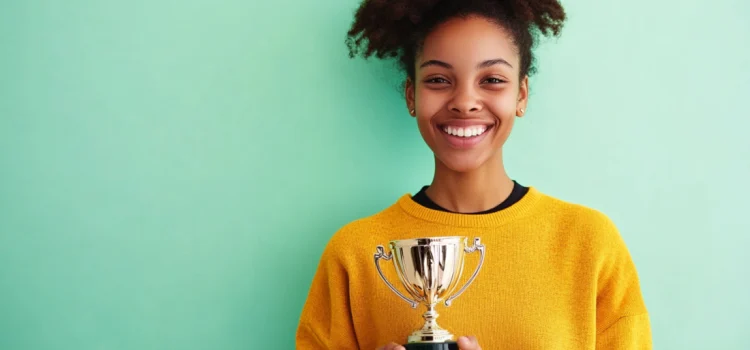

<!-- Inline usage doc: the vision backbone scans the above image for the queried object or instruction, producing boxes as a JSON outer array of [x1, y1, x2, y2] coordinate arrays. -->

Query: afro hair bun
[[346, 0, 567, 79]]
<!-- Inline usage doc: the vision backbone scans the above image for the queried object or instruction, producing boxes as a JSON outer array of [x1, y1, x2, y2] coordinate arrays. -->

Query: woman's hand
[[376, 336, 481, 350], [457, 336, 482, 350], [376, 342, 404, 350]]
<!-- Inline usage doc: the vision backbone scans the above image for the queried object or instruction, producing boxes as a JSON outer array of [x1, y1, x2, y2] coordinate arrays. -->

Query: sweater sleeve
[[596, 313, 652, 349], [295, 238, 359, 349], [594, 215, 653, 349]]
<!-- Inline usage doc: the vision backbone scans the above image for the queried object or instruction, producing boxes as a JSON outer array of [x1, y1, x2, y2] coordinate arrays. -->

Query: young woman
[[296, 0, 652, 349]]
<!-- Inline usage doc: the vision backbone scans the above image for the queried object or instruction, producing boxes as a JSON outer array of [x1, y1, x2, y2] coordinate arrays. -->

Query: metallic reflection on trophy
[[374, 236, 485, 348]]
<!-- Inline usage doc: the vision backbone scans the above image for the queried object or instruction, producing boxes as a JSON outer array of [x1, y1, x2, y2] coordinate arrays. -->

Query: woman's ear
[[517, 75, 529, 117], [405, 78, 416, 117]]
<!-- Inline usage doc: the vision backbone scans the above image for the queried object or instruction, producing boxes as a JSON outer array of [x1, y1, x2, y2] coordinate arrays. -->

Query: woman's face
[[406, 15, 528, 173]]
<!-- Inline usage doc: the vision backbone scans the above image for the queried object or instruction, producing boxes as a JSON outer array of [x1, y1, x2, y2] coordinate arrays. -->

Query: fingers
[[380, 338, 478, 350], [457, 335, 482, 350], [376, 342, 405, 350]]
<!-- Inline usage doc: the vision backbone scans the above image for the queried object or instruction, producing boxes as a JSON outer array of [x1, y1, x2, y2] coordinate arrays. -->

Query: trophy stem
[[422, 304, 441, 332], [407, 303, 453, 343]]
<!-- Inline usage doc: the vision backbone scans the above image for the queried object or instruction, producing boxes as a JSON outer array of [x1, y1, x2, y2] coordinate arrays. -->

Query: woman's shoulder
[[534, 188, 626, 245], [539, 190, 615, 222]]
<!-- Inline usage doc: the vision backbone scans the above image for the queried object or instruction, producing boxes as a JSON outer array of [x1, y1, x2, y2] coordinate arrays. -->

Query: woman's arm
[[296, 238, 359, 349], [594, 215, 653, 349]]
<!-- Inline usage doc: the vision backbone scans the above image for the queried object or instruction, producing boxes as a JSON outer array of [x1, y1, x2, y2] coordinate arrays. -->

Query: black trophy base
[[404, 341, 458, 350]]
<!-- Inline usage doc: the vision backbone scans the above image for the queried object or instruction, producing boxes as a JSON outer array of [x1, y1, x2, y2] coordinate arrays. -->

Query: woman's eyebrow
[[477, 58, 513, 69], [419, 58, 513, 70], [419, 59, 452, 69]]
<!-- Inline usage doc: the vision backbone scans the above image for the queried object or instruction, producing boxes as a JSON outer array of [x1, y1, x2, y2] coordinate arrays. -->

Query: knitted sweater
[[296, 187, 652, 349]]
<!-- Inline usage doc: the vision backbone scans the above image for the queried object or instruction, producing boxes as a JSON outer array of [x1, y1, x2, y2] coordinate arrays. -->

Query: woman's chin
[[436, 154, 488, 173]]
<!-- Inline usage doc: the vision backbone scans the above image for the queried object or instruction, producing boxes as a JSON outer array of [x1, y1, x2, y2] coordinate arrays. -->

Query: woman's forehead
[[419, 16, 519, 69]]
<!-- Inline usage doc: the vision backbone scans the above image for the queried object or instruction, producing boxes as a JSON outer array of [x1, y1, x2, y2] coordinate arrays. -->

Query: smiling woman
[[295, 0, 652, 349], [407, 17, 527, 174]]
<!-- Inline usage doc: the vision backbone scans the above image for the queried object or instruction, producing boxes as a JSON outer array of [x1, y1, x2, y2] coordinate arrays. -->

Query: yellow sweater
[[296, 187, 652, 349]]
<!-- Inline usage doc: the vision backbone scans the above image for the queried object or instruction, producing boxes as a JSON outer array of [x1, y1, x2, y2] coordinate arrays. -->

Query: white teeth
[[441, 125, 488, 138]]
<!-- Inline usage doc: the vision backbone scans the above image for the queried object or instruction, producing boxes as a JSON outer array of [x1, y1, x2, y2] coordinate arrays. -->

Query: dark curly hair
[[345, 0, 567, 81]]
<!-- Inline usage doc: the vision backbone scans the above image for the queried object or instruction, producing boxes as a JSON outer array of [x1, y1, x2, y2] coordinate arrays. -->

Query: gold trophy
[[374, 236, 485, 350]]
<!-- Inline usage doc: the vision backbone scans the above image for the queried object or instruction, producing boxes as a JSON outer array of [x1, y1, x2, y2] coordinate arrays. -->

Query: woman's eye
[[483, 77, 506, 84], [425, 77, 449, 84]]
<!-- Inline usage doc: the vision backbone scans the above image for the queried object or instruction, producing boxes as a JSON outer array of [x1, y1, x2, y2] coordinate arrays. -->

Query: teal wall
[[1, 0, 748, 349]]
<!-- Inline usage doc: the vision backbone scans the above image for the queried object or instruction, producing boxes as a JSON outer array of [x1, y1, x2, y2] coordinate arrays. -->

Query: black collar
[[411, 180, 529, 215]]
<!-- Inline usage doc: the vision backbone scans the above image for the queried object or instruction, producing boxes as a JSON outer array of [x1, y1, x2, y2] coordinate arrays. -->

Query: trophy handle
[[444, 237, 485, 307], [374, 245, 420, 308]]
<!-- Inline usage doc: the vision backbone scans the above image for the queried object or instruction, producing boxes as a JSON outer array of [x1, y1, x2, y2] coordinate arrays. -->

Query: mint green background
[[1, 0, 748, 349]]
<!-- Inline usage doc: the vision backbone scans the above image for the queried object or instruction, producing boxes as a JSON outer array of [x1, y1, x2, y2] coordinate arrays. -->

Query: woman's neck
[[424, 152, 514, 213]]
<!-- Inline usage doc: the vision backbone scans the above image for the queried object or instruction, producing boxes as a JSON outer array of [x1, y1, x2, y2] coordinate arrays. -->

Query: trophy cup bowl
[[374, 236, 485, 350]]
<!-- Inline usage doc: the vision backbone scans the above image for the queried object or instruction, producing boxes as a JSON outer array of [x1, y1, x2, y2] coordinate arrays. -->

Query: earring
[[519, 108, 525, 115], [410, 109, 415, 115]]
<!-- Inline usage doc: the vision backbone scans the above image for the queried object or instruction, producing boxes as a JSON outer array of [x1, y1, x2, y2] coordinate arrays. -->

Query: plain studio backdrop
[[1, 0, 748, 349]]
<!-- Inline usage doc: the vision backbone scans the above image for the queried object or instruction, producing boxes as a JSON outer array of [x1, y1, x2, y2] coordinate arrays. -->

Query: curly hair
[[345, 0, 566, 81]]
